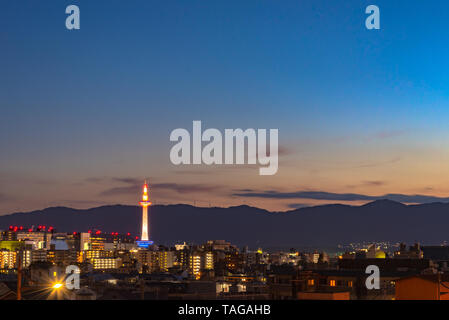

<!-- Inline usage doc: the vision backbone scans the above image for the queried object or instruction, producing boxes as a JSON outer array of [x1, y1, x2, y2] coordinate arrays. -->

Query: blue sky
[[2, 1, 449, 213]]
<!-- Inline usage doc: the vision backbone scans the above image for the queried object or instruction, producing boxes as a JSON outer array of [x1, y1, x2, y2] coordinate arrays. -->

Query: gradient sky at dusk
[[2, 0, 449, 213]]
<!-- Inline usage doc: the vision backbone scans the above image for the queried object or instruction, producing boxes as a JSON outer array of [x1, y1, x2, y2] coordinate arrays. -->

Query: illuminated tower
[[139, 181, 151, 241], [136, 181, 154, 248]]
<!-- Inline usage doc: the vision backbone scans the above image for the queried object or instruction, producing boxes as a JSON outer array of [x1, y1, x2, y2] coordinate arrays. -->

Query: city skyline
[[0, 178, 447, 301]]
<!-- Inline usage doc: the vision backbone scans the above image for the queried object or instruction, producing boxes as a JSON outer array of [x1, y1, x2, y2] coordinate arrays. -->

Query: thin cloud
[[86, 177, 148, 185], [372, 130, 406, 140], [95, 177, 150, 197], [286, 203, 310, 209], [85, 177, 108, 184], [233, 188, 256, 193], [354, 157, 401, 169], [363, 181, 386, 186], [154, 183, 222, 193], [99, 178, 223, 197], [111, 177, 143, 185], [232, 190, 449, 204], [99, 185, 139, 197]]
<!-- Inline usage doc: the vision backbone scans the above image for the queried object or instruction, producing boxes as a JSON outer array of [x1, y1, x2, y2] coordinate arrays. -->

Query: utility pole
[[17, 251, 22, 300]]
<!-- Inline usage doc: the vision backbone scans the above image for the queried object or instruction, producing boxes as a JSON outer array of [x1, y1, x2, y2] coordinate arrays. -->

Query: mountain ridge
[[1, 200, 449, 247]]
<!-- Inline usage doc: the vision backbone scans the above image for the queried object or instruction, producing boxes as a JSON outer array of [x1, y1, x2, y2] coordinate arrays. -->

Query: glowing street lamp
[[52, 283, 63, 289]]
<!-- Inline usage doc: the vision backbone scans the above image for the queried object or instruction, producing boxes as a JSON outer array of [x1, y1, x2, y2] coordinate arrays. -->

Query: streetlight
[[52, 283, 63, 289]]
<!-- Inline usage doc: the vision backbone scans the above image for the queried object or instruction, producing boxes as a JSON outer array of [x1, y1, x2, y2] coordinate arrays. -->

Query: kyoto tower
[[137, 181, 153, 248], [140, 181, 151, 240]]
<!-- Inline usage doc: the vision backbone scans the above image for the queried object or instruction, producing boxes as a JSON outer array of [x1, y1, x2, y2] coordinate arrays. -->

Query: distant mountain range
[[1, 200, 449, 248]]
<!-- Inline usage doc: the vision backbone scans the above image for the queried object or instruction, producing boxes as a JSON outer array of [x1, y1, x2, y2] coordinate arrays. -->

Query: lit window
[[348, 281, 353, 287], [308, 279, 314, 286], [330, 280, 336, 287]]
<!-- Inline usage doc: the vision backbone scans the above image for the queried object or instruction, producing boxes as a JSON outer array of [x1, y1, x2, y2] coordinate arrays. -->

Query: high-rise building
[[92, 257, 122, 270], [174, 248, 190, 269], [90, 233, 107, 250], [32, 249, 48, 263], [46, 250, 77, 266], [78, 232, 91, 251], [84, 250, 114, 261], [189, 252, 202, 278], [155, 251, 175, 272], [204, 252, 214, 270], [0, 250, 16, 269], [17, 231, 52, 250]]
